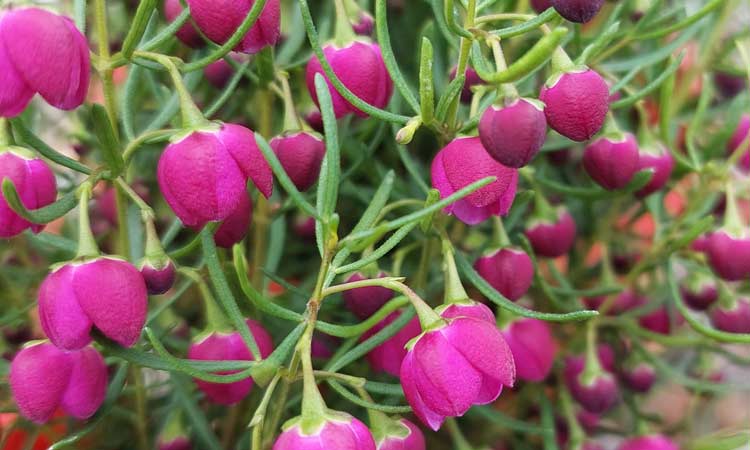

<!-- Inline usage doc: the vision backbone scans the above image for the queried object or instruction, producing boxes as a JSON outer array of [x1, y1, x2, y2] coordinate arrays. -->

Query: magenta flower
[[343, 272, 394, 319], [0, 150, 57, 238], [563, 355, 619, 414], [617, 435, 679, 450], [362, 311, 421, 377], [376, 418, 425, 450], [583, 133, 640, 190], [500, 318, 557, 382], [710, 299, 750, 334], [620, 362, 656, 393], [157, 123, 272, 228], [400, 309, 515, 430], [438, 300, 497, 324], [431, 137, 519, 225], [0, 8, 90, 117], [140, 260, 176, 295], [478, 98, 548, 168], [353, 12, 375, 36], [163, 0, 204, 48], [272, 412, 376, 450], [188, 319, 273, 405], [204, 53, 246, 89], [270, 132, 326, 192], [638, 306, 682, 335], [635, 144, 675, 198], [525, 209, 577, 258], [185, 0, 280, 54], [306, 42, 393, 118], [680, 277, 718, 311], [703, 230, 750, 281], [474, 247, 534, 301], [38, 258, 148, 350], [158, 437, 192, 450], [214, 192, 253, 248], [539, 69, 609, 142], [550, 0, 605, 23], [10, 342, 107, 423]]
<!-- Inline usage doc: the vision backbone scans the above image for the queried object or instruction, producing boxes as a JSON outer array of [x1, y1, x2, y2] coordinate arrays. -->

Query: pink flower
[[478, 98, 548, 168], [638, 306, 682, 335], [270, 132, 326, 192], [550, 0, 605, 23], [0, 8, 90, 117], [400, 309, 515, 430], [10, 342, 107, 423], [710, 299, 750, 334], [272, 413, 376, 450], [500, 318, 557, 382], [306, 42, 393, 118], [617, 435, 679, 450], [431, 137, 519, 225], [474, 247, 534, 301], [703, 230, 750, 281], [620, 362, 656, 393], [157, 123, 272, 228], [525, 209, 577, 258], [539, 69, 609, 142], [204, 53, 246, 89], [343, 272, 394, 319], [213, 192, 253, 248], [362, 311, 421, 377], [635, 144, 674, 198], [376, 418, 425, 450], [0, 150, 57, 238], [185, 0, 281, 54], [680, 278, 718, 311], [39, 258, 148, 350], [163, 0, 204, 48], [583, 133, 640, 190], [158, 437, 192, 450], [140, 260, 176, 295], [563, 355, 619, 414], [188, 319, 273, 405]]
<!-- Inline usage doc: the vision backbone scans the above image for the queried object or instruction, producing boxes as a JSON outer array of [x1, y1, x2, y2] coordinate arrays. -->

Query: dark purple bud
[[163, 0, 204, 48], [714, 72, 746, 99], [540, 69, 609, 142], [550, 0, 605, 23], [525, 209, 577, 258], [564, 356, 620, 414], [304, 110, 324, 133], [478, 98, 548, 168], [342, 272, 394, 319], [547, 148, 571, 166], [680, 277, 718, 311], [474, 247, 534, 301], [159, 437, 192, 450], [352, 12, 375, 36], [577, 410, 600, 432], [270, 131, 326, 192], [292, 215, 316, 240], [704, 230, 750, 281], [620, 362, 656, 393], [710, 299, 750, 333], [583, 133, 640, 190], [204, 53, 245, 89], [214, 192, 253, 249], [531, 0, 553, 13], [140, 260, 176, 295], [638, 306, 682, 335], [450, 66, 485, 104], [635, 144, 674, 198], [727, 115, 750, 172]]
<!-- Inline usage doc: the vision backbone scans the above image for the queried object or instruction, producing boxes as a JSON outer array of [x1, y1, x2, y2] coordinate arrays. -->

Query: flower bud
[[158, 437, 192, 450], [185, 0, 280, 54], [620, 362, 656, 393], [714, 72, 746, 99], [306, 42, 394, 118], [204, 53, 245, 89], [500, 318, 557, 382], [583, 133, 640, 190], [478, 98, 548, 168], [727, 114, 750, 172], [214, 192, 253, 248], [438, 300, 497, 323], [362, 311, 421, 376], [293, 215, 317, 240], [188, 319, 273, 405], [680, 277, 718, 311], [164, 0, 204, 48], [272, 412, 376, 450], [353, 12, 375, 36], [638, 306, 682, 335], [431, 137, 519, 225], [376, 418, 425, 450], [0, 8, 90, 117], [400, 312, 515, 430], [564, 356, 619, 414], [525, 209, 577, 258], [703, 230, 750, 281], [10, 342, 107, 423], [635, 143, 674, 198], [270, 132, 326, 192], [449, 66, 485, 104], [0, 149, 57, 238], [582, 442, 605, 450], [157, 123, 272, 228], [617, 435, 679, 450], [342, 272, 394, 319], [531, 0, 553, 13], [140, 259, 177, 295], [474, 248, 534, 301], [39, 257, 149, 350], [577, 410, 600, 432], [709, 299, 750, 334], [540, 69, 609, 142], [550, 0, 605, 23]]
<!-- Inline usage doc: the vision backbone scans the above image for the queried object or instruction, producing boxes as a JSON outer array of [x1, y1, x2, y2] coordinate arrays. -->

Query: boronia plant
[[0, 0, 748, 449]]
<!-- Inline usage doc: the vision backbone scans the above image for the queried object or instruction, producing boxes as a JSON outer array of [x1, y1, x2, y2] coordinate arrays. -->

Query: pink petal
[[0, 19, 34, 117], [38, 264, 93, 350], [400, 352, 447, 431], [61, 346, 107, 419], [219, 123, 273, 198]]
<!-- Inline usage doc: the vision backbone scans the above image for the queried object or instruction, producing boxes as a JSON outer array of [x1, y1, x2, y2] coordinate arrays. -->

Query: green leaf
[[376, 0, 421, 114], [419, 37, 435, 124], [328, 380, 412, 413], [435, 73, 465, 122], [635, 0, 723, 40], [492, 8, 558, 39], [534, 170, 653, 200], [314, 72, 342, 255], [90, 104, 125, 175], [577, 21, 620, 65], [171, 374, 224, 450], [611, 53, 685, 110], [1, 181, 77, 224], [335, 221, 419, 274], [121, 0, 157, 59], [205, 58, 253, 116], [140, 9, 190, 51], [10, 119, 92, 174]]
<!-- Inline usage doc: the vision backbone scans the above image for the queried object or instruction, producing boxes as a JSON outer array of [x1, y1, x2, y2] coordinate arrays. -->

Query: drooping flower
[[0, 149, 57, 238], [478, 98, 547, 168], [583, 133, 640, 190], [525, 209, 577, 258], [539, 69, 609, 142], [270, 132, 326, 192], [375, 418, 425, 450], [500, 318, 557, 382], [474, 247, 534, 301], [272, 411, 376, 450], [362, 311, 422, 377]]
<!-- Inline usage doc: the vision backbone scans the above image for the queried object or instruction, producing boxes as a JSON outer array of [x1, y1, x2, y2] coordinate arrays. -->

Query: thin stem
[[0, 119, 10, 146], [387, 281, 441, 329], [115, 178, 153, 215], [180, 268, 231, 332], [441, 236, 470, 303], [723, 182, 744, 236], [251, 88, 274, 289], [94, 0, 119, 134], [321, 276, 406, 297], [76, 182, 100, 259], [446, 418, 473, 450], [446, 0, 478, 130], [491, 216, 511, 248], [278, 72, 304, 131], [488, 38, 519, 99], [581, 320, 602, 384], [333, 0, 357, 45], [131, 366, 149, 450]]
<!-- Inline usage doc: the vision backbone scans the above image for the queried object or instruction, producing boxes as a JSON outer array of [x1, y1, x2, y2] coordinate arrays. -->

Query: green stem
[[278, 73, 304, 131], [388, 281, 442, 330], [76, 182, 100, 259], [441, 236, 470, 303], [333, 0, 357, 45], [445, 418, 474, 450], [446, 0, 478, 130], [492, 216, 511, 247], [723, 182, 745, 236], [559, 385, 584, 449], [0, 119, 10, 146], [251, 89, 274, 289], [94, 0, 119, 135], [581, 320, 602, 385], [132, 366, 149, 450], [488, 38, 518, 99], [550, 46, 576, 73], [181, 268, 232, 332], [298, 316, 328, 429]]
